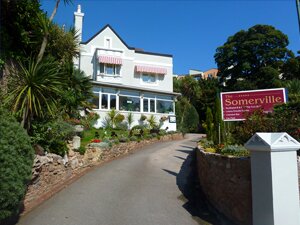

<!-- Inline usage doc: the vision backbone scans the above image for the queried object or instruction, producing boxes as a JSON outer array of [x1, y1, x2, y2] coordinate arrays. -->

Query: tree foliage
[[215, 24, 293, 90], [5, 57, 65, 130], [176, 97, 199, 133], [0, 108, 34, 221]]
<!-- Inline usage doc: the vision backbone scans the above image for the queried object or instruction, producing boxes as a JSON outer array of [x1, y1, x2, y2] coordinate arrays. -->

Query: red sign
[[221, 88, 287, 121]]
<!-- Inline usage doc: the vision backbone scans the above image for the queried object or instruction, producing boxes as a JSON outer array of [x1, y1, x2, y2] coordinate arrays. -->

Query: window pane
[[93, 86, 101, 92], [143, 99, 148, 112], [150, 99, 155, 112], [156, 95, 173, 100], [119, 90, 140, 97], [115, 65, 121, 75], [156, 100, 173, 113], [119, 96, 140, 112], [101, 94, 108, 109], [142, 73, 155, 83], [100, 63, 104, 73], [103, 88, 116, 94], [149, 74, 156, 82], [91, 93, 99, 109], [105, 64, 114, 74], [142, 74, 149, 82], [110, 95, 116, 109]]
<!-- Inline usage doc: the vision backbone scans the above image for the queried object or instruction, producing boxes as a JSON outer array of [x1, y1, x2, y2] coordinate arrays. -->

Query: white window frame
[[119, 91, 141, 112], [143, 97, 156, 113], [140, 73, 158, 86], [98, 63, 121, 77], [155, 96, 174, 114], [104, 37, 112, 49]]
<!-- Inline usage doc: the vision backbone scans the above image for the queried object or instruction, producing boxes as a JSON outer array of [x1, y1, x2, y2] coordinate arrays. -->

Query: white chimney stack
[[74, 4, 84, 42]]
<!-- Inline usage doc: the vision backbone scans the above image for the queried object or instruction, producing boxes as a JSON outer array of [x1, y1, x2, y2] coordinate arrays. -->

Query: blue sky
[[41, 0, 300, 75]]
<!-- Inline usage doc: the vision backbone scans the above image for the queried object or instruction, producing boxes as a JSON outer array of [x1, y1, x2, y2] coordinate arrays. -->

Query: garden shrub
[[130, 136, 138, 142], [199, 138, 214, 148], [220, 145, 249, 157], [81, 112, 100, 129], [118, 136, 129, 143], [130, 125, 144, 137], [77, 146, 86, 155], [0, 109, 34, 221], [31, 119, 75, 156], [232, 103, 300, 144]]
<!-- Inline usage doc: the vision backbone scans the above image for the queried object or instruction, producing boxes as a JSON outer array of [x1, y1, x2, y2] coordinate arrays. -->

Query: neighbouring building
[[202, 68, 218, 79], [176, 68, 218, 80], [73, 5, 179, 130]]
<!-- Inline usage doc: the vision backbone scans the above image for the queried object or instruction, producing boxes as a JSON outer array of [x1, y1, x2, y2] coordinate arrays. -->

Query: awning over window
[[135, 65, 167, 75], [98, 56, 122, 65]]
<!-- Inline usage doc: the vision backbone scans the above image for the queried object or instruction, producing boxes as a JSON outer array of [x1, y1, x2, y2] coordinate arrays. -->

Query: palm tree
[[5, 57, 65, 131], [37, 0, 73, 64], [60, 63, 93, 117]]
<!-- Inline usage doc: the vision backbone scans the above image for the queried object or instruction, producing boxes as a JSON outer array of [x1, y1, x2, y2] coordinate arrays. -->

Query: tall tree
[[215, 24, 293, 91]]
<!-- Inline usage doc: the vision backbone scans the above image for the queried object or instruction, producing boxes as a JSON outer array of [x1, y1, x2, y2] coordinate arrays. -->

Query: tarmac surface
[[18, 134, 223, 225]]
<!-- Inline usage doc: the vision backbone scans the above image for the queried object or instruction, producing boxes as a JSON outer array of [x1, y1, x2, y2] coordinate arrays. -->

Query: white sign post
[[245, 133, 300, 225]]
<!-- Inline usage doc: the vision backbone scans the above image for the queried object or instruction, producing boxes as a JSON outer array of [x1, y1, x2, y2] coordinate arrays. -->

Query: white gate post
[[245, 132, 300, 225]]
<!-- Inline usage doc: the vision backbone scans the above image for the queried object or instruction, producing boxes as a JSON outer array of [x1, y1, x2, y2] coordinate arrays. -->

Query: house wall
[[79, 27, 173, 92], [93, 111, 176, 131]]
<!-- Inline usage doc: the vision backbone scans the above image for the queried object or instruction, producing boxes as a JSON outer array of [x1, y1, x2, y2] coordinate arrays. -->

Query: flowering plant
[[91, 139, 101, 143]]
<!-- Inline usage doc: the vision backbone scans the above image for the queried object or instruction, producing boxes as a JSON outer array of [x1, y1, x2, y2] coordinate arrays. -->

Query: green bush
[[130, 136, 138, 142], [77, 146, 86, 155], [118, 136, 129, 143], [232, 103, 300, 144], [0, 109, 34, 221], [199, 138, 214, 148], [31, 119, 75, 156], [220, 145, 249, 157]]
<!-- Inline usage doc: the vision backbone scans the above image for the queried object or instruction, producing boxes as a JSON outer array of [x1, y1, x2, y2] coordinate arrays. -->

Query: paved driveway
[[18, 134, 216, 225]]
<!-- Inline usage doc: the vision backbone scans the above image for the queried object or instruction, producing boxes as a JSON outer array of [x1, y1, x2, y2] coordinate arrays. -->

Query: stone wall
[[24, 133, 183, 213], [196, 147, 252, 225]]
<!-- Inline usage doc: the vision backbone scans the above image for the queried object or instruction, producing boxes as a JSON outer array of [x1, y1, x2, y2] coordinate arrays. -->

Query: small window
[[105, 38, 111, 48], [99, 63, 121, 76], [142, 73, 156, 83]]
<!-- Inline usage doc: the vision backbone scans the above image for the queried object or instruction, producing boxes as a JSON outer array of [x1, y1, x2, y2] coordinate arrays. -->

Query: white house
[[74, 5, 179, 130]]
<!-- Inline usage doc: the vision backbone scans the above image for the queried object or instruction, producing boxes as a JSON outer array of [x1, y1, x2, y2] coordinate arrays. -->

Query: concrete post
[[72, 136, 81, 150], [245, 132, 300, 225]]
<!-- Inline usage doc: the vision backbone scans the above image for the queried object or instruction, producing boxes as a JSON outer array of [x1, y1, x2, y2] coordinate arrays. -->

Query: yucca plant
[[5, 57, 65, 131], [126, 111, 134, 130], [147, 115, 157, 129]]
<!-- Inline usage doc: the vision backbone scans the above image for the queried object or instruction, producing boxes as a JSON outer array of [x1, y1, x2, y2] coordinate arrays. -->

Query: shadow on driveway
[[163, 146, 236, 225]]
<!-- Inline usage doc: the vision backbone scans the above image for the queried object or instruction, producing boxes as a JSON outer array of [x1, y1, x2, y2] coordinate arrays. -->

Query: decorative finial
[[77, 5, 81, 13]]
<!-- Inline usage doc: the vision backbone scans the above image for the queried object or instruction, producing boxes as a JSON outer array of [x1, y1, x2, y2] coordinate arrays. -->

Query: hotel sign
[[221, 88, 287, 121]]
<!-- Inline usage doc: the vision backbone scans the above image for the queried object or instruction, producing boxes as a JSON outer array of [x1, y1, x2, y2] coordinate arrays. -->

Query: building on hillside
[[202, 68, 218, 79], [175, 68, 218, 80], [73, 5, 179, 130]]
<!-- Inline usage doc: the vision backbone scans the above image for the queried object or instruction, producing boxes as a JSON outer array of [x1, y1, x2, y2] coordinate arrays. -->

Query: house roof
[[81, 24, 172, 58], [91, 81, 181, 96]]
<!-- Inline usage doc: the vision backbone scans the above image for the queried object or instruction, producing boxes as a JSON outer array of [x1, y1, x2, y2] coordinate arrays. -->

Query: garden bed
[[23, 133, 183, 215]]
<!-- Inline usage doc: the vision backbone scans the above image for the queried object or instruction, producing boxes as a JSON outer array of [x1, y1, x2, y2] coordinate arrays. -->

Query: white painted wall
[[93, 110, 176, 131], [78, 26, 173, 92]]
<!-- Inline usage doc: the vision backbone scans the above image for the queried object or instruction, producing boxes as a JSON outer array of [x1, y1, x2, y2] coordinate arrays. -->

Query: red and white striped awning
[[98, 56, 122, 65], [135, 65, 167, 75]]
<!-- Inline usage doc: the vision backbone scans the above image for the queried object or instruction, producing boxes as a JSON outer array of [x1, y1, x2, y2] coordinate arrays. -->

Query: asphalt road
[[18, 134, 215, 225]]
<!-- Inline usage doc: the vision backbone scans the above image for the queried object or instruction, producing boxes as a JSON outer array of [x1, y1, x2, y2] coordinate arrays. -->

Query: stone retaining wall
[[196, 147, 252, 225], [24, 133, 183, 213]]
